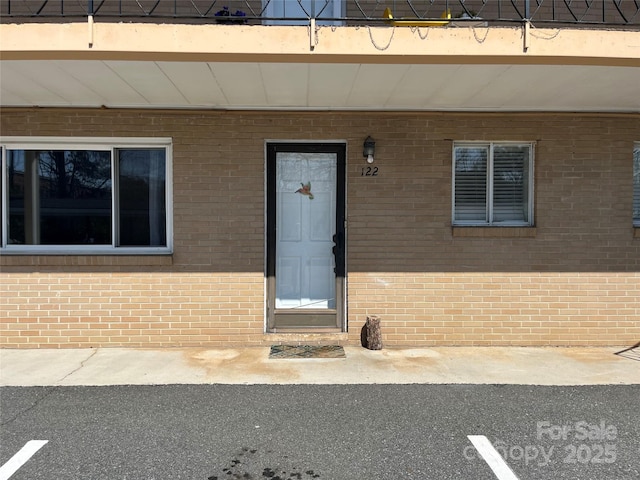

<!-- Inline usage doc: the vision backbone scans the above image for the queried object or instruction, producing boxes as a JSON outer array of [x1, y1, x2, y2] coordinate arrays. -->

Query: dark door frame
[[265, 142, 346, 332]]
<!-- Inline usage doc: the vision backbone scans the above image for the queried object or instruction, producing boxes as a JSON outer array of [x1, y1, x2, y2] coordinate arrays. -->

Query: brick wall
[[1, 109, 639, 347]]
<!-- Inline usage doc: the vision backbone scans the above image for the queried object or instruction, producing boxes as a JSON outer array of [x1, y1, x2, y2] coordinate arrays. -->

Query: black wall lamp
[[363, 136, 375, 164]]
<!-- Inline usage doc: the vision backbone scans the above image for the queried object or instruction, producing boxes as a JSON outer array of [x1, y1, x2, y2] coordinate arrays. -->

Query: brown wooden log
[[365, 315, 382, 350]]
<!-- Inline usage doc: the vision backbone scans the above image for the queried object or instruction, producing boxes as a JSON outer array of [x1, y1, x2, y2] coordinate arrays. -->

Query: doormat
[[269, 345, 346, 359]]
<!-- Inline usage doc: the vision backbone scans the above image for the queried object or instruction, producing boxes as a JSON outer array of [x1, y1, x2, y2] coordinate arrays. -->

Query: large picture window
[[1, 138, 172, 253], [453, 142, 534, 226], [634, 143, 640, 227]]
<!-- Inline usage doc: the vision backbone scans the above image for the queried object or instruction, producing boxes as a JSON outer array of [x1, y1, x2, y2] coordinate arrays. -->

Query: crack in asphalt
[[0, 349, 99, 427]]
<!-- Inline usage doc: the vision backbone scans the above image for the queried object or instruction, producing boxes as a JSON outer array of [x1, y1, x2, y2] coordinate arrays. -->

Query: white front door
[[266, 143, 346, 330]]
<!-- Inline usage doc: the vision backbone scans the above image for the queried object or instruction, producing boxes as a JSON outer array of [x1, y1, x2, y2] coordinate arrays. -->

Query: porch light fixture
[[363, 136, 375, 163]]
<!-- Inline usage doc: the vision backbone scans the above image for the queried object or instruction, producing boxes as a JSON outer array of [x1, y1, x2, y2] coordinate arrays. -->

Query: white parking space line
[[0, 440, 48, 480], [468, 435, 520, 480]]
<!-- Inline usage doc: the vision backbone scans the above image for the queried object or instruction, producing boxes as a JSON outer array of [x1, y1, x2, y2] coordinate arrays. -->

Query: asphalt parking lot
[[2, 345, 639, 479], [2, 383, 639, 480]]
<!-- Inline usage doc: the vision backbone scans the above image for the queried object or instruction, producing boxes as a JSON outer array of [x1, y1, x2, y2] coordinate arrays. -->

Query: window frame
[[1, 136, 173, 255], [634, 142, 640, 228], [452, 141, 535, 227]]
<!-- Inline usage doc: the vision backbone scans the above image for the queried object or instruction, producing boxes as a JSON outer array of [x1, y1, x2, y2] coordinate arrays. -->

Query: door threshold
[[264, 331, 348, 345], [268, 327, 344, 334]]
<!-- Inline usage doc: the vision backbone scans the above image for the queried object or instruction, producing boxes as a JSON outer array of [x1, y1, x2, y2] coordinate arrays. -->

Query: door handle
[[332, 233, 341, 256], [332, 232, 344, 275]]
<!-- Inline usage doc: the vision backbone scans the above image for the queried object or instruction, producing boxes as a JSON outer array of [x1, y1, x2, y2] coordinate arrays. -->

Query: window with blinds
[[634, 143, 640, 227], [453, 142, 533, 226]]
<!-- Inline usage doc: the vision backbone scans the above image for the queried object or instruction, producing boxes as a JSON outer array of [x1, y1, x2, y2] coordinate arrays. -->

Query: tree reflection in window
[[118, 149, 166, 247], [8, 150, 111, 245]]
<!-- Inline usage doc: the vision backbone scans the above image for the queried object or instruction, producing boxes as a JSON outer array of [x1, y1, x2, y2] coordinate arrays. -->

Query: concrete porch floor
[[1, 346, 638, 387]]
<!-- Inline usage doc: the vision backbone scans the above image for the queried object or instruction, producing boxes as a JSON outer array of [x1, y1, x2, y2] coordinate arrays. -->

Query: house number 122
[[361, 166, 379, 176]]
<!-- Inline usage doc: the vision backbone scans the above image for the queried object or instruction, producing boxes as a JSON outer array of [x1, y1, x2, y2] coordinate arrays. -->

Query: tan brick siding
[[348, 272, 640, 346], [1, 109, 639, 348], [1, 271, 264, 348]]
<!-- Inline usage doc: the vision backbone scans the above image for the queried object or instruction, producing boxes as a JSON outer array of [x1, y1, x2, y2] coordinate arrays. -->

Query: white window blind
[[453, 146, 488, 222], [453, 142, 533, 226], [493, 145, 530, 224]]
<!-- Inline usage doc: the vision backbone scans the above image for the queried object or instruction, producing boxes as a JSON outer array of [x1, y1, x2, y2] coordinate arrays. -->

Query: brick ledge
[[0, 255, 173, 267], [452, 227, 537, 238]]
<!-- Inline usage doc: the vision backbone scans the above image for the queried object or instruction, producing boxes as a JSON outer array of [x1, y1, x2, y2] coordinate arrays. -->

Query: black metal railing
[[1, 1, 639, 26]]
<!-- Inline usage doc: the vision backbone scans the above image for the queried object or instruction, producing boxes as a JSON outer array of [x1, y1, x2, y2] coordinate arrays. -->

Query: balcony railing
[[1, 1, 639, 27]]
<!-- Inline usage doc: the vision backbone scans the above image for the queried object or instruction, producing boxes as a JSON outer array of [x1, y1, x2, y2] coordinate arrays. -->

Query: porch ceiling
[[2, 59, 639, 112], [1, 23, 639, 112]]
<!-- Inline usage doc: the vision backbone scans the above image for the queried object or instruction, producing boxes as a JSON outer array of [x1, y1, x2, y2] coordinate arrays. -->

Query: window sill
[[0, 246, 171, 255], [634, 227, 640, 238], [452, 226, 537, 238], [0, 253, 173, 267]]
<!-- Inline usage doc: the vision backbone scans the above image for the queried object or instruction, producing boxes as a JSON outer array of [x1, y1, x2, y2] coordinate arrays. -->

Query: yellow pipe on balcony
[[383, 7, 451, 27]]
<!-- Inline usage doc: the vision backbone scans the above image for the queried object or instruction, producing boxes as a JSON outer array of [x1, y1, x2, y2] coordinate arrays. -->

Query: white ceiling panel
[[3, 61, 102, 106], [0, 63, 68, 106], [58, 60, 150, 106], [555, 66, 640, 111], [105, 61, 188, 106], [431, 65, 514, 108], [307, 63, 359, 108], [210, 63, 267, 106], [346, 64, 410, 108], [157, 62, 225, 107], [387, 65, 461, 108], [486, 65, 576, 110], [0, 60, 638, 112], [464, 65, 527, 109], [0, 87, 28, 106], [260, 63, 308, 106]]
